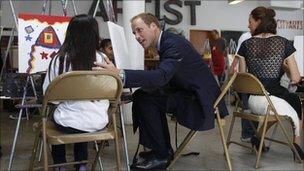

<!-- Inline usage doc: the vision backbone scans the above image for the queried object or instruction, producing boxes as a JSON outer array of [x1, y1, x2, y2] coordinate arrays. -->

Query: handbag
[[1, 73, 34, 98]]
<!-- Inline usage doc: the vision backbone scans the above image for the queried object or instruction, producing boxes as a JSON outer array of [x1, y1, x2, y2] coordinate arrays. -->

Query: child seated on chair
[[43, 14, 109, 171], [100, 38, 114, 64]]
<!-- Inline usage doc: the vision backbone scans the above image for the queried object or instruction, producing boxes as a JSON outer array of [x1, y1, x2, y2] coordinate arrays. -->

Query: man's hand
[[92, 56, 120, 75]]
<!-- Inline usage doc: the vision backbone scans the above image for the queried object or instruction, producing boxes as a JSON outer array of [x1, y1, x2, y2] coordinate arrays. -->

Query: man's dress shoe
[[131, 155, 170, 170], [139, 150, 154, 159], [136, 150, 155, 164], [139, 149, 173, 159]]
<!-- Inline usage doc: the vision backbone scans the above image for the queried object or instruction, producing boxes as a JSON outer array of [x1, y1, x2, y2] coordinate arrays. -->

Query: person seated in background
[[210, 29, 228, 86], [237, 6, 303, 159], [43, 14, 109, 171], [99, 38, 114, 64], [94, 12, 229, 170]]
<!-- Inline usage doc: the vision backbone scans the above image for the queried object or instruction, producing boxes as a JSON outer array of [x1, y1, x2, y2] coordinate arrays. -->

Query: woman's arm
[[283, 54, 301, 84], [228, 56, 239, 74], [238, 56, 246, 73]]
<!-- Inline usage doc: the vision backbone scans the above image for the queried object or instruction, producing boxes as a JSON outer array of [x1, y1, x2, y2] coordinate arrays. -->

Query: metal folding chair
[[226, 72, 302, 168], [29, 71, 123, 171], [167, 73, 237, 171]]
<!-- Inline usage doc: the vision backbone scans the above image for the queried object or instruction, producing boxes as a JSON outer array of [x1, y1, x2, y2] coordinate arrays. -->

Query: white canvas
[[107, 21, 131, 69]]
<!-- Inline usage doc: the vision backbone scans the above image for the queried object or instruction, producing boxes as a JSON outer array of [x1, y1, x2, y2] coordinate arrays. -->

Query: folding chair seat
[[226, 72, 302, 169], [28, 71, 123, 171], [15, 99, 42, 120], [166, 73, 237, 171]]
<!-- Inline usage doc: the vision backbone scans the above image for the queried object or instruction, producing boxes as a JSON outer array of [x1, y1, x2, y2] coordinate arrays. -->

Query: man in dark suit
[[94, 13, 228, 170]]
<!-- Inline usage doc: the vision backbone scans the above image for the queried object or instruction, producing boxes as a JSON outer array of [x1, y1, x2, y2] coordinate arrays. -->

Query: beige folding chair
[[226, 72, 302, 169], [28, 71, 123, 171], [167, 73, 237, 171]]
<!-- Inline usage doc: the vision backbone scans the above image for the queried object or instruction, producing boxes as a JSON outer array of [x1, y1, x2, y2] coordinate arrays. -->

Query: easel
[[95, 1, 131, 170], [5, 0, 78, 170]]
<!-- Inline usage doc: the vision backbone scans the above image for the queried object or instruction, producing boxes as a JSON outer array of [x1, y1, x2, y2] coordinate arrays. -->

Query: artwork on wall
[[18, 13, 70, 73]]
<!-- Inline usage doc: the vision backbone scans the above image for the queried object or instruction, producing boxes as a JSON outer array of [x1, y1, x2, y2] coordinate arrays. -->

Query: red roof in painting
[[19, 13, 70, 25], [35, 26, 61, 49]]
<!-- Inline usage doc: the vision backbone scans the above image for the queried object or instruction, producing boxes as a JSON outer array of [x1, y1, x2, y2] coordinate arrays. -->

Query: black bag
[[0, 73, 34, 98], [0, 72, 45, 98]]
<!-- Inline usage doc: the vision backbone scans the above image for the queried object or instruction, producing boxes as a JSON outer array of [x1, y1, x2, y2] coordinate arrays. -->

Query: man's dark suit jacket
[[124, 31, 228, 131]]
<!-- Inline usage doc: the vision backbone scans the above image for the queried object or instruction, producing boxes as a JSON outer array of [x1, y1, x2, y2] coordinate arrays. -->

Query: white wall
[[145, 0, 303, 40], [1, 0, 303, 40]]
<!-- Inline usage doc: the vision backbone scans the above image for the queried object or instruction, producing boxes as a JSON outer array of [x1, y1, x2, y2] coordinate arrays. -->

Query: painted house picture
[[18, 13, 70, 73]]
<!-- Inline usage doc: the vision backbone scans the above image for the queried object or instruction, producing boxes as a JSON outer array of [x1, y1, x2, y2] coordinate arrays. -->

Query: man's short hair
[[131, 13, 160, 28]]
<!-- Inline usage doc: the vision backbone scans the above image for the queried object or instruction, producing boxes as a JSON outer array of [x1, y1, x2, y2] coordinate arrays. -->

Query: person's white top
[[100, 52, 108, 59], [236, 32, 251, 52], [43, 52, 109, 132]]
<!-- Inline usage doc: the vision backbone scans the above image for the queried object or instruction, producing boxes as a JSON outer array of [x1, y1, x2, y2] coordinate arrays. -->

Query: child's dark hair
[[100, 38, 111, 49], [57, 14, 100, 73]]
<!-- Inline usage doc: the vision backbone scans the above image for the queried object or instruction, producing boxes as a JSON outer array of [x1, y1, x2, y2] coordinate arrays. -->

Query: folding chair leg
[[42, 119, 49, 171], [26, 108, 29, 120], [216, 113, 232, 171], [226, 115, 236, 148], [92, 142, 104, 171], [274, 115, 303, 163], [113, 112, 121, 171], [255, 114, 269, 169], [94, 141, 104, 171], [38, 139, 43, 162], [166, 130, 197, 170], [29, 131, 41, 170], [114, 138, 121, 170]]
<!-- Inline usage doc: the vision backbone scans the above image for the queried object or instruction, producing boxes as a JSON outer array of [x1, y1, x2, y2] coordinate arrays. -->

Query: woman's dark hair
[[250, 6, 277, 36], [57, 14, 100, 71]]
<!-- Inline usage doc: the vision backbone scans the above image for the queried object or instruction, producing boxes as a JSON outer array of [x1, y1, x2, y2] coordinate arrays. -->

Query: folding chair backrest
[[214, 72, 237, 108], [231, 73, 267, 96], [43, 71, 123, 109]]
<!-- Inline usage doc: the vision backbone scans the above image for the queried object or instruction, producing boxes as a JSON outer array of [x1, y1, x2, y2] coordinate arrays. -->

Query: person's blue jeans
[[241, 120, 257, 138], [239, 93, 258, 139]]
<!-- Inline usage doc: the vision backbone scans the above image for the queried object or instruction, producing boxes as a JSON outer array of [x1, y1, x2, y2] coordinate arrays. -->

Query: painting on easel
[[18, 13, 70, 73]]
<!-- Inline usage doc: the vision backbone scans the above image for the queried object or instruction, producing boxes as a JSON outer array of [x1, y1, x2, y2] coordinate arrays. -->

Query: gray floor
[[0, 103, 303, 170]]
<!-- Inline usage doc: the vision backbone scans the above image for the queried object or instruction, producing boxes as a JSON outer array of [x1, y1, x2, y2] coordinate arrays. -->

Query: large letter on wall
[[164, 0, 183, 25], [184, 0, 201, 25]]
